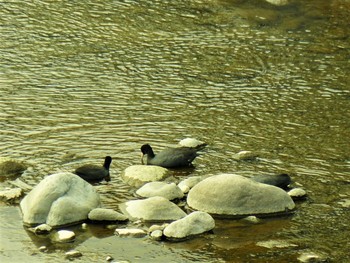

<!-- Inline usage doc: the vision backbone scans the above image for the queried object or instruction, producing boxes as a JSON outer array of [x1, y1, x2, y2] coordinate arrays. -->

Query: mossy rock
[[0, 157, 28, 181]]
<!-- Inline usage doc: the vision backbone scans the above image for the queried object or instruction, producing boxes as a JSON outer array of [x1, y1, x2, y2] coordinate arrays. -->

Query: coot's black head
[[104, 156, 112, 169], [141, 144, 153, 155]]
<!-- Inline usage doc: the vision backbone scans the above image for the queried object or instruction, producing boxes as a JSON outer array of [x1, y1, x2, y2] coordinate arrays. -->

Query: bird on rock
[[74, 156, 112, 183], [140, 144, 205, 168]]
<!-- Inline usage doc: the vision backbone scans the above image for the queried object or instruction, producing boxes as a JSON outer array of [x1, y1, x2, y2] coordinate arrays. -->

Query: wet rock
[[120, 196, 187, 221], [288, 188, 307, 200], [148, 223, 169, 233], [38, 246, 47, 252], [65, 250, 82, 259], [297, 252, 329, 262], [187, 174, 295, 217], [0, 188, 22, 202], [52, 230, 75, 243], [30, 224, 52, 234], [20, 172, 100, 227], [150, 229, 163, 241], [265, 0, 289, 6], [106, 256, 114, 261], [256, 239, 298, 248], [121, 165, 170, 188], [178, 138, 206, 148], [178, 176, 202, 194], [163, 211, 215, 240], [232, 151, 258, 161], [0, 157, 28, 181], [88, 208, 128, 222], [241, 215, 260, 224], [115, 228, 147, 238], [136, 182, 184, 200]]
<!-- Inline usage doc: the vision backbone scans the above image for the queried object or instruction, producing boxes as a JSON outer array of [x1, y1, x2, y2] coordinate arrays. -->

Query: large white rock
[[120, 196, 187, 221], [163, 211, 215, 240], [136, 182, 184, 200], [121, 165, 170, 188], [187, 174, 295, 217], [20, 172, 101, 227]]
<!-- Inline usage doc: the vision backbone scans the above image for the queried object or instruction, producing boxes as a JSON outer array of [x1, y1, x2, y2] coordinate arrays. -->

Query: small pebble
[[288, 188, 307, 199], [38, 246, 47, 252], [150, 229, 163, 241], [242, 216, 260, 224], [81, 223, 88, 229], [33, 224, 52, 234], [232, 151, 258, 161], [52, 230, 75, 243], [115, 228, 147, 238], [106, 255, 114, 261]]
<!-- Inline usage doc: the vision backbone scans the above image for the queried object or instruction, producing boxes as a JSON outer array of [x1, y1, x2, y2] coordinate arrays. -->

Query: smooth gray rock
[[178, 138, 206, 148], [120, 196, 187, 222], [136, 182, 184, 200], [187, 174, 295, 217], [232, 151, 258, 161], [88, 208, 128, 222], [121, 165, 170, 187], [178, 176, 202, 194], [20, 172, 100, 227], [0, 188, 22, 202], [51, 230, 75, 243], [163, 211, 215, 240]]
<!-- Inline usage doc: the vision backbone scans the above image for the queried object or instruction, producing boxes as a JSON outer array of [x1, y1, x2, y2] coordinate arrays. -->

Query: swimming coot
[[252, 173, 292, 189], [140, 144, 204, 168], [74, 156, 112, 183]]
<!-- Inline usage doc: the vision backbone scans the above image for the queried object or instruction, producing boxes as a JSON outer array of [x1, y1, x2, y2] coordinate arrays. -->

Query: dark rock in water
[[0, 157, 28, 182], [252, 174, 292, 189]]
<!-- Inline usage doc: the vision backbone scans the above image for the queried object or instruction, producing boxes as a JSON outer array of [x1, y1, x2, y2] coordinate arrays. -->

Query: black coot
[[140, 144, 204, 168], [252, 173, 292, 189], [74, 156, 112, 182]]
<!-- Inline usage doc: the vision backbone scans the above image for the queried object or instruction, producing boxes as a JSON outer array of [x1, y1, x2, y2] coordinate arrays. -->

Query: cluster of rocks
[[1, 140, 308, 247]]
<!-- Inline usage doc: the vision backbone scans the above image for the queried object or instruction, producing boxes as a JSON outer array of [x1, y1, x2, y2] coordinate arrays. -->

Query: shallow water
[[0, 0, 349, 262]]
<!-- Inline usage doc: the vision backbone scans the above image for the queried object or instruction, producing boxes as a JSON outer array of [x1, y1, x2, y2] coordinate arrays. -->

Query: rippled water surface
[[1, 0, 349, 262]]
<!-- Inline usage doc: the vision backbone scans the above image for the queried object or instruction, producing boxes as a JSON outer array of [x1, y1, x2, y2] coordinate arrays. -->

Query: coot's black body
[[252, 173, 292, 189], [75, 156, 112, 183], [140, 144, 204, 168]]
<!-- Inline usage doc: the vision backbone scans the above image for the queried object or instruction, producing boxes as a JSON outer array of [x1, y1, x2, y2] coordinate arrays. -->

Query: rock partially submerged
[[163, 211, 215, 240], [178, 176, 202, 194], [120, 196, 187, 222], [0, 188, 22, 203], [0, 157, 28, 181], [51, 230, 75, 243], [187, 174, 295, 217], [88, 208, 128, 222], [178, 138, 207, 148], [20, 172, 101, 227], [121, 165, 170, 188], [136, 182, 184, 200], [232, 151, 258, 161], [115, 228, 147, 238]]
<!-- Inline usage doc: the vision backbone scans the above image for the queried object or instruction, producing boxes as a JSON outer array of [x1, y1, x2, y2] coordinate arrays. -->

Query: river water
[[0, 0, 349, 262]]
